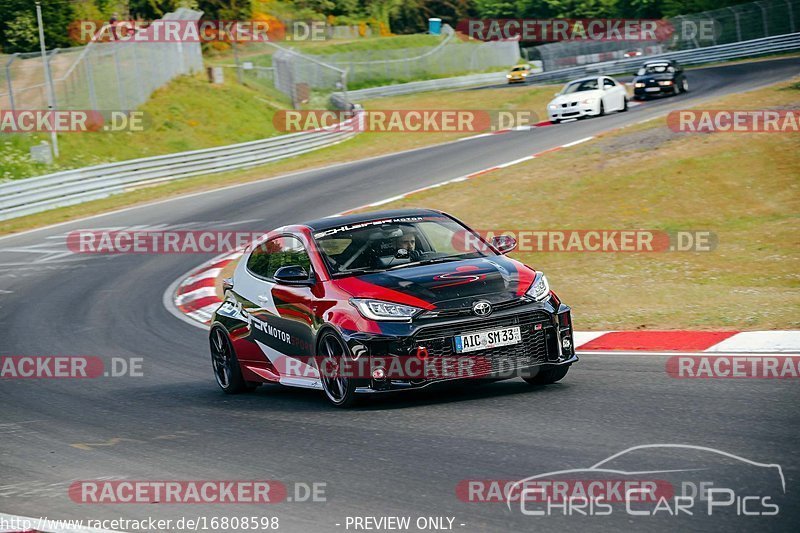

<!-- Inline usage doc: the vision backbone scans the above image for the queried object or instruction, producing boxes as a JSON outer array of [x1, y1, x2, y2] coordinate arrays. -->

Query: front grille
[[420, 297, 528, 319], [413, 311, 551, 381]]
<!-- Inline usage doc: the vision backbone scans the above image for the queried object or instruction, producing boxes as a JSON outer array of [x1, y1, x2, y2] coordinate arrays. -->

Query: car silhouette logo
[[473, 301, 492, 316]]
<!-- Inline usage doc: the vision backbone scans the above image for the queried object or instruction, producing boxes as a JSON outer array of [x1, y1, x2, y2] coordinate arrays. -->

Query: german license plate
[[454, 326, 522, 354]]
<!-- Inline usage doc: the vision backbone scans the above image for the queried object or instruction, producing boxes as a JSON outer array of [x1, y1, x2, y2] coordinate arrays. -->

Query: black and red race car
[[210, 209, 576, 407]]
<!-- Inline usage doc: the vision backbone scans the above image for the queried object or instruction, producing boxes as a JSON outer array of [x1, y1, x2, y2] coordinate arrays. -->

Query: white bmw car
[[547, 76, 628, 124]]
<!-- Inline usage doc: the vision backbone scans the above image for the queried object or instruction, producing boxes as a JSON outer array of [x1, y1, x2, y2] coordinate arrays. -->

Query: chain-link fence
[[529, 0, 799, 71], [270, 24, 519, 101], [0, 8, 203, 112]]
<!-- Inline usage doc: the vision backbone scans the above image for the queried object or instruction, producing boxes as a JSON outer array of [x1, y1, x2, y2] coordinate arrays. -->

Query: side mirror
[[222, 277, 234, 292], [274, 265, 313, 285], [491, 235, 517, 255]]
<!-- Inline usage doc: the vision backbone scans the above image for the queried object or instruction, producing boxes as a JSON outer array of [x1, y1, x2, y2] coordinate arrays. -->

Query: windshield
[[561, 79, 598, 94], [511, 66, 527, 72], [313, 215, 491, 276], [637, 64, 674, 75]]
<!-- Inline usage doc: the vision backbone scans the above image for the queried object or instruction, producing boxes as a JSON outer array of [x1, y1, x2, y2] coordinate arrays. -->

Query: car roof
[[643, 59, 675, 66], [303, 208, 446, 232]]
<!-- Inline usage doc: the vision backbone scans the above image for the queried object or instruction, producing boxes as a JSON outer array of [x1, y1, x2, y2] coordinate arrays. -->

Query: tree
[[4, 11, 38, 51], [0, 0, 76, 52]]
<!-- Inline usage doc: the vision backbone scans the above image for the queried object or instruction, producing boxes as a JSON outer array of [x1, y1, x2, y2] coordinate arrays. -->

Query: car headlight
[[506, 74, 512, 79], [658, 80, 673, 86], [548, 104, 557, 110], [634, 82, 645, 88], [350, 298, 422, 321], [521, 72, 528, 77], [525, 272, 550, 302]]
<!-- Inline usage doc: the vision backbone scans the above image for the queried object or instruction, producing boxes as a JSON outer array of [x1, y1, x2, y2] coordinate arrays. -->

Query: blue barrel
[[428, 18, 442, 35]]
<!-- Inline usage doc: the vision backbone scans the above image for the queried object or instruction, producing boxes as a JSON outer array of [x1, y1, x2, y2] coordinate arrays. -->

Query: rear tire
[[523, 365, 570, 385], [210, 327, 257, 394], [680, 79, 688, 93]]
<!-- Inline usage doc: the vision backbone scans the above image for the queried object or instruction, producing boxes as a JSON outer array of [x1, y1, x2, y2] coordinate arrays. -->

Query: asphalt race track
[[1, 57, 799, 532]]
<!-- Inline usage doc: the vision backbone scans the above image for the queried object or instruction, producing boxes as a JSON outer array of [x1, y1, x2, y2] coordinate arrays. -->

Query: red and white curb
[[169, 251, 242, 325]]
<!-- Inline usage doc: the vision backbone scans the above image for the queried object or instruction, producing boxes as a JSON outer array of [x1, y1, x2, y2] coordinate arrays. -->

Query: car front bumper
[[341, 300, 577, 393], [548, 102, 599, 121], [634, 85, 674, 97]]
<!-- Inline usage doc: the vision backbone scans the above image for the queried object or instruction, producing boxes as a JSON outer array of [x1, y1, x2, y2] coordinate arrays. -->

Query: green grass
[[359, 80, 800, 330], [294, 34, 445, 55], [0, 74, 292, 181]]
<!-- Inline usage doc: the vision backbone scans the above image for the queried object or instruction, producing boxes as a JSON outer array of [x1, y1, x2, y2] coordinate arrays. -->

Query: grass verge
[[0, 75, 292, 181], [0, 83, 557, 235], [359, 80, 800, 330]]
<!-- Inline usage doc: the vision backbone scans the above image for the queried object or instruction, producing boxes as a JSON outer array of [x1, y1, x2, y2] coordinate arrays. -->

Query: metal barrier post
[[36, 1, 59, 158], [4, 54, 18, 112], [755, 1, 770, 36]]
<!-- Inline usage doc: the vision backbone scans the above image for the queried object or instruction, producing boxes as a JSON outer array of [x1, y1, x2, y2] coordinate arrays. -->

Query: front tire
[[598, 101, 605, 116], [523, 365, 570, 385], [620, 97, 628, 112], [317, 330, 358, 408], [680, 78, 688, 93], [210, 327, 256, 394]]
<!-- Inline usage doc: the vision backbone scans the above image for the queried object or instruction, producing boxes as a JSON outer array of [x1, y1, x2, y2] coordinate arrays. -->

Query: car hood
[[549, 90, 602, 105], [332, 256, 535, 311]]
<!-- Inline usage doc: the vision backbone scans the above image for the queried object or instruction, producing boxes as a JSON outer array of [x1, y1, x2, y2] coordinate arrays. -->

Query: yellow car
[[507, 64, 531, 84]]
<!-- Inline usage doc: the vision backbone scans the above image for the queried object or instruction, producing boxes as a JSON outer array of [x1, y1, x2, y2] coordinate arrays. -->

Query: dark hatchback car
[[632, 59, 688, 99], [210, 209, 576, 407]]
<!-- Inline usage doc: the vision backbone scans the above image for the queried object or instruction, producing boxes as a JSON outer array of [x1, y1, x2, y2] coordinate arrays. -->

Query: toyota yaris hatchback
[[210, 209, 576, 407]]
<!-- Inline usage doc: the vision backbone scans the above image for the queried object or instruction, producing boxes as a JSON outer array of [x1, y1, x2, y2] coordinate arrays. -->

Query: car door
[[235, 234, 318, 382], [602, 77, 622, 111]]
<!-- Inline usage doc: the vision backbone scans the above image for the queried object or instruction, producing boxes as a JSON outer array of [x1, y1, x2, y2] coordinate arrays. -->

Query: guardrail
[[525, 32, 800, 84], [331, 71, 509, 108], [0, 116, 360, 221], [331, 33, 800, 106]]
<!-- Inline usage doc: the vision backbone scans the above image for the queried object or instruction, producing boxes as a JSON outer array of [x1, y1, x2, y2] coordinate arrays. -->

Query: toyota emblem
[[472, 300, 492, 316]]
